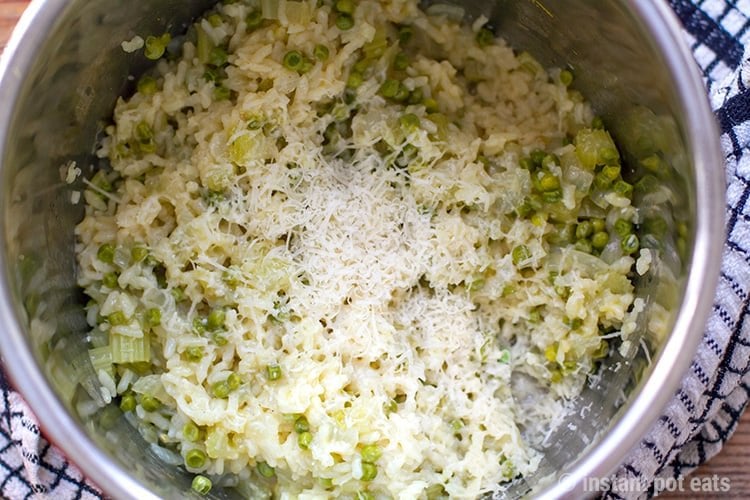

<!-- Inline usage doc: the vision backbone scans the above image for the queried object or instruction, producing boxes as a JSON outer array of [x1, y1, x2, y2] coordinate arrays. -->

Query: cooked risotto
[[75, 0, 642, 497]]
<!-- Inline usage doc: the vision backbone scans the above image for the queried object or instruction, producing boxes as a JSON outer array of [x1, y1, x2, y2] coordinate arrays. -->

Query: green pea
[[621, 233, 639, 254], [476, 27, 494, 47], [614, 219, 633, 238], [212, 380, 230, 398], [574, 239, 593, 254], [185, 448, 207, 469], [183, 421, 200, 442], [314, 44, 330, 61], [575, 221, 593, 240], [393, 52, 409, 71], [103, 272, 119, 289], [599, 147, 619, 166], [209, 47, 228, 67], [207, 13, 223, 27], [131, 246, 149, 263], [172, 287, 186, 302], [591, 218, 606, 233], [298, 431, 313, 448], [119, 393, 136, 412], [137, 76, 158, 96], [336, 14, 354, 30], [294, 415, 310, 433], [283, 50, 303, 71], [144, 33, 171, 60], [108, 311, 127, 326], [246, 10, 263, 30], [601, 164, 621, 181], [347, 71, 364, 89], [361, 444, 381, 462], [567, 317, 583, 330], [360, 462, 378, 481], [141, 394, 161, 412], [559, 69, 573, 86], [399, 113, 420, 131], [530, 149, 546, 167], [146, 307, 161, 327], [227, 373, 242, 391], [191, 475, 212, 496], [393, 83, 410, 102], [207, 308, 226, 330], [257, 461, 275, 478], [266, 364, 282, 381], [335, 0, 355, 14], [379, 79, 400, 98], [591, 231, 609, 250], [407, 87, 423, 105], [538, 172, 560, 192], [98, 243, 116, 264], [185, 346, 204, 362], [613, 179, 634, 199]]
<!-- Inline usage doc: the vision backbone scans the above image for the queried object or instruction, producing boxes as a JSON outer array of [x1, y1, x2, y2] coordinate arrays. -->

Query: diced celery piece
[[196, 25, 213, 65], [205, 426, 230, 458], [285, 1, 311, 25], [261, 0, 280, 20], [363, 31, 388, 60], [111, 333, 151, 363], [574, 128, 617, 171], [229, 134, 259, 164], [88, 345, 114, 376]]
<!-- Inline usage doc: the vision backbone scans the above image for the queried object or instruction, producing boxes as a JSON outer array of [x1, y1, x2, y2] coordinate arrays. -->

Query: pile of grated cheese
[[75, 0, 643, 498]]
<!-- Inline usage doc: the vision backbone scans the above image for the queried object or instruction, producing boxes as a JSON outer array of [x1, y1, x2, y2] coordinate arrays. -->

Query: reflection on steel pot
[[0, 0, 723, 498]]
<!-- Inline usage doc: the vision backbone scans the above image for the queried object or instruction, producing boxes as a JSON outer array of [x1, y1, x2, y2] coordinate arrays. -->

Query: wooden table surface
[[1, 0, 748, 498]]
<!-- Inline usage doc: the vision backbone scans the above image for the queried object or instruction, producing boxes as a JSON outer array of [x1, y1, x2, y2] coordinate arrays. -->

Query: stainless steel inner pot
[[0, 0, 724, 498]]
